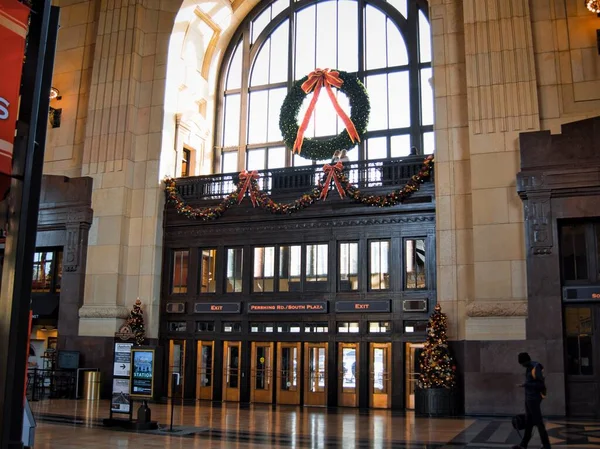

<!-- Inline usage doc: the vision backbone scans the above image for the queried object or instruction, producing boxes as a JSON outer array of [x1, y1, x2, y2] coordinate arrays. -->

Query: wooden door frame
[[338, 342, 359, 407], [251, 341, 274, 403], [223, 341, 242, 402], [196, 340, 214, 400], [304, 342, 328, 407], [369, 342, 392, 409], [276, 342, 301, 405], [168, 339, 186, 398]]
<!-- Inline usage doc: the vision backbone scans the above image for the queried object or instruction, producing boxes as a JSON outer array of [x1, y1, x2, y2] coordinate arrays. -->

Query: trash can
[[83, 371, 101, 400]]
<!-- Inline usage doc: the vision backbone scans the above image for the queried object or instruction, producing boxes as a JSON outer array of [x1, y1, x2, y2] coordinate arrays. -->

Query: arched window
[[216, 0, 432, 173]]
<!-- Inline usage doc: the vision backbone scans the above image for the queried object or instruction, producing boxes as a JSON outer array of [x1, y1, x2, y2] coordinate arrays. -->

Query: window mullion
[[407, 0, 422, 153], [238, 30, 252, 172]]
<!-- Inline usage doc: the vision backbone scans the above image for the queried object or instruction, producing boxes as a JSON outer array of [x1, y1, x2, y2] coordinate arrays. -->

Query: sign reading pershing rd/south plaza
[[247, 302, 328, 313]]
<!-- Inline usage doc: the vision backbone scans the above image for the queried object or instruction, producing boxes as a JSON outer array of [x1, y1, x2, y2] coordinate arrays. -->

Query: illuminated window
[[306, 243, 328, 283], [339, 242, 358, 291], [405, 238, 426, 289], [172, 250, 189, 294], [279, 245, 302, 291], [199, 249, 217, 293], [226, 248, 243, 292], [253, 246, 275, 292], [369, 240, 390, 290]]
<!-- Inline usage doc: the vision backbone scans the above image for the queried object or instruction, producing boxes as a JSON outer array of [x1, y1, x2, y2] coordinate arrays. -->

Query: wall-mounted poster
[[130, 349, 154, 398], [111, 378, 131, 414]]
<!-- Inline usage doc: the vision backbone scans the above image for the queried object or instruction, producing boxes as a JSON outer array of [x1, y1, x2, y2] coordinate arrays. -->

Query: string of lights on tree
[[418, 304, 457, 390], [127, 298, 146, 346], [164, 156, 434, 220]]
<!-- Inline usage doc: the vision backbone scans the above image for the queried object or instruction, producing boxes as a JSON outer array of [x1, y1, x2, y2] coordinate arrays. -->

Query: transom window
[[217, 0, 433, 172], [560, 222, 600, 284], [32, 249, 63, 294], [172, 250, 189, 294]]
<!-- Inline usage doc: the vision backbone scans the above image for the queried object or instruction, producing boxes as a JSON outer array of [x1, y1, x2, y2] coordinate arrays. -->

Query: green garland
[[164, 156, 433, 219], [279, 71, 370, 161]]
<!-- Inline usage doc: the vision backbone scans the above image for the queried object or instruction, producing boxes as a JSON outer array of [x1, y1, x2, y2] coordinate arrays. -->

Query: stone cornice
[[79, 306, 130, 319], [466, 301, 528, 317]]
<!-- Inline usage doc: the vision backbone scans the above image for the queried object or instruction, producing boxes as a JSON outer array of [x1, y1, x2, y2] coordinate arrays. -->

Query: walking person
[[512, 352, 551, 449]]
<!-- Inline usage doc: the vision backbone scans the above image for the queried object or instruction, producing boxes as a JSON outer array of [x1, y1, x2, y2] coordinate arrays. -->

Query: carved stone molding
[[524, 194, 553, 255], [466, 301, 528, 317], [165, 215, 435, 239], [79, 306, 130, 319]]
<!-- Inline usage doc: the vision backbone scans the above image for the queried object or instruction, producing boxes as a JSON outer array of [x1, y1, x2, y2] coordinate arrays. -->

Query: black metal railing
[[173, 156, 433, 201]]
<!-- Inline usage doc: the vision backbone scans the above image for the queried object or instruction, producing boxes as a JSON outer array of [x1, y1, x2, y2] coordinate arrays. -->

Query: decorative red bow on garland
[[293, 69, 361, 154], [320, 162, 346, 200], [238, 170, 260, 207]]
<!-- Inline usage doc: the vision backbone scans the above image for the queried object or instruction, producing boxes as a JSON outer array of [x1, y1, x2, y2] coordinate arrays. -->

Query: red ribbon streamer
[[293, 69, 361, 154], [320, 162, 346, 200], [238, 170, 260, 207]]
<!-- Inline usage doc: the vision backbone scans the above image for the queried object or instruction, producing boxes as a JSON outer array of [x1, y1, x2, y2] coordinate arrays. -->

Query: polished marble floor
[[30, 399, 600, 448]]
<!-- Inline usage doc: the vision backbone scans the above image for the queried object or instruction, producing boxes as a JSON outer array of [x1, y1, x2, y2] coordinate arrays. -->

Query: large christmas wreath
[[279, 69, 370, 161]]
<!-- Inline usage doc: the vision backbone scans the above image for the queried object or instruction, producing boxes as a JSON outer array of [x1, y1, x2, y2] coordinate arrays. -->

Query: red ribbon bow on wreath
[[293, 69, 361, 154], [238, 170, 260, 207], [320, 162, 346, 200]]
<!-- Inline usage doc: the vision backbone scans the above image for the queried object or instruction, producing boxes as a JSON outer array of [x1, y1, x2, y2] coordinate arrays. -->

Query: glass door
[[196, 341, 214, 400], [370, 343, 392, 409], [405, 343, 424, 409], [277, 342, 300, 404], [251, 342, 274, 403], [223, 341, 241, 402], [338, 342, 359, 407], [168, 340, 186, 398], [304, 343, 327, 406]]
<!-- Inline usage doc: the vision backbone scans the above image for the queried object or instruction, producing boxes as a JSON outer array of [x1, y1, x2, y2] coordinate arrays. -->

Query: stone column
[[462, 0, 540, 339], [78, 0, 175, 338]]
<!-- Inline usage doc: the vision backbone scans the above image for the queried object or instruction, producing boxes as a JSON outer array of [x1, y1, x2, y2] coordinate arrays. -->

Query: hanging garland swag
[[279, 69, 370, 161], [164, 156, 434, 220]]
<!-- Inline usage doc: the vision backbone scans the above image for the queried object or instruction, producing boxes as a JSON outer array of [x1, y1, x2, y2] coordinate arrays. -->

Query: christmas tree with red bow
[[127, 298, 146, 346], [418, 304, 456, 389]]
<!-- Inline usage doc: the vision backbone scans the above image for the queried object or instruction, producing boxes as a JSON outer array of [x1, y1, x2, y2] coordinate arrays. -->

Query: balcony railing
[[173, 156, 434, 201]]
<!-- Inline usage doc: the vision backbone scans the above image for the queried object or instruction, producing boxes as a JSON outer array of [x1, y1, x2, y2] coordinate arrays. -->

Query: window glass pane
[[365, 5, 387, 70], [248, 91, 268, 144], [55, 252, 63, 293], [423, 131, 435, 154], [597, 224, 600, 278], [295, 6, 316, 79], [247, 149, 266, 171], [268, 147, 286, 169], [387, 0, 407, 17], [293, 154, 313, 167], [223, 94, 240, 147], [370, 240, 390, 290], [254, 246, 275, 292], [366, 74, 388, 131], [421, 68, 434, 126], [200, 249, 217, 293], [419, 9, 432, 63], [306, 243, 328, 282], [337, 0, 358, 73], [32, 251, 53, 293], [268, 88, 286, 142], [226, 41, 242, 90], [270, 21, 289, 84], [251, 6, 271, 44], [279, 245, 302, 291], [315, 1, 336, 69], [565, 307, 593, 376], [389, 71, 410, 129], [387, 19, 408, 66], [271, 0, 289, 17], [367, 136, 387, 160], [391, 134, 411, 158], [339, 242, 359, 291], [561, 225, 588, 281], [172, 250, 189, 294], [405, 239, 426, 289], [222, 151, 238, 173], [226, 248, 243, 292], [251, 43, 270, 86]]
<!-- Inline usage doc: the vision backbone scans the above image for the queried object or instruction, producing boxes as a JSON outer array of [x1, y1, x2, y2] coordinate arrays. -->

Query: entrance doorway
[[276, 342, 300, 404], [168, 339, 186, 398], [223, 341, 241, 402], [196, 341, 214, 400], [564, 305, 600, 417], [304, 342, 327, 406], [251, 342, 273, 403], [338, 342, 359, 407], [405, 343, 424, 409], [369, 343, 392, 408]]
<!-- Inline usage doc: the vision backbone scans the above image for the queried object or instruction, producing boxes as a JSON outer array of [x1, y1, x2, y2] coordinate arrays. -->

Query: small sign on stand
[[104, 325, 134, 427]]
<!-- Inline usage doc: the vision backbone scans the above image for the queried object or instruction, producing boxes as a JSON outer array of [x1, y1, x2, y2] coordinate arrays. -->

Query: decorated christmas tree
[[418, 304, 456, 389], [127, 298, 146, 346]]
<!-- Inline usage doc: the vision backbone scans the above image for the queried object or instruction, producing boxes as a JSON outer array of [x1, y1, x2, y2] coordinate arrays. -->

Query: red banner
[[0, 0, 30, 198]]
